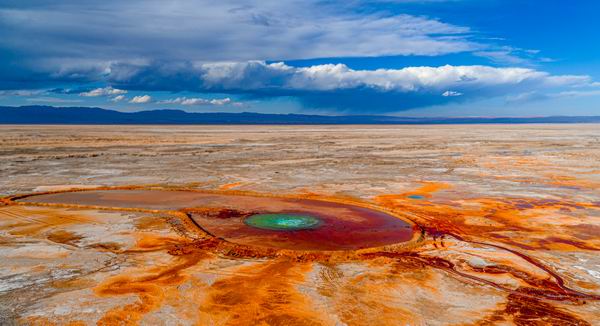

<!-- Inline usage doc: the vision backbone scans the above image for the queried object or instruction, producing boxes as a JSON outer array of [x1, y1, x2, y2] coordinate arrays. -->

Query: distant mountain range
[[2, 105, 600, 125]]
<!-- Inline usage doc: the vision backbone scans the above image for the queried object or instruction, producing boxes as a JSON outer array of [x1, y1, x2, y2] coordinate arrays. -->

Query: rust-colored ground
[[1, 125, 599, 325], [17, 189, 415, 251]]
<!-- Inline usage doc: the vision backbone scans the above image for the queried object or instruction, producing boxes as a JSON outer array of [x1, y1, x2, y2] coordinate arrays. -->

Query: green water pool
[[244, 213, 322, 231]]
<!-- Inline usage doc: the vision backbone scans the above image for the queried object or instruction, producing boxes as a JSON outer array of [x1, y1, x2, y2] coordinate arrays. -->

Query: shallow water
[[19, 189, 415, 251], [245, 213, 322, 231]]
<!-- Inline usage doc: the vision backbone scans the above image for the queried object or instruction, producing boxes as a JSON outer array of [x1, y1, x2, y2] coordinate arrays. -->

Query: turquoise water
[[407, 195, 425, 200], [245, 213, 321, 231]]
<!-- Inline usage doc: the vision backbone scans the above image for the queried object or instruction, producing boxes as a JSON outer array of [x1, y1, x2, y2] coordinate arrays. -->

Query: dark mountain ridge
[[2, 105, 600, 124]]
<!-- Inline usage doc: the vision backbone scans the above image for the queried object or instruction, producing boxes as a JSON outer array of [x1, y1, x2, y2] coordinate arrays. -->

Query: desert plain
[[1, 124, 599, 325]]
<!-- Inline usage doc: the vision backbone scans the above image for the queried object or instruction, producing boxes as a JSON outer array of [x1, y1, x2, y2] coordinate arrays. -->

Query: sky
[[1, 0, 599, 116]]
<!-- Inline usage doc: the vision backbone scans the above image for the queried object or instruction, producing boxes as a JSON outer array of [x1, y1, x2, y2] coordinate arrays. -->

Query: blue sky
[[1, 0, 599, 116]]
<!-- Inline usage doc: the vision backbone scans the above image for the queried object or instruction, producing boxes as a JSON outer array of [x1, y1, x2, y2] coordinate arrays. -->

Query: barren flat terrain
[[1, 124, 599, 325]]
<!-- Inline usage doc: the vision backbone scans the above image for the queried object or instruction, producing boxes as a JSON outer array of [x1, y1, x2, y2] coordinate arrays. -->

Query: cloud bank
[[101, 61, 591, 112], [0, 0, 525, 94], [0, 0, 596, 113]]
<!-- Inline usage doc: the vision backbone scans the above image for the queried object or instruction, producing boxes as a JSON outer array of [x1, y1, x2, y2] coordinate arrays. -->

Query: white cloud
[[159, 97, 234, 106], [194, 61, 590, 93], [442, 90, 463, 97], [1, 0, 478, 68], [110, 95, 126, 102], [208, 98, 232, 105], [129, 95, 152, 103], [102, 60, 595, 111], [80, 86, 127, 97]]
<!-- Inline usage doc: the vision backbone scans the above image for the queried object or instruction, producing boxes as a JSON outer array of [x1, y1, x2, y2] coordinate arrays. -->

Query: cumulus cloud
[[215, 62, 585, 92], [159, 97, 234, 106], [129, 95, 152, 103], [102, 61, 592, 112], [208, 98, 232, 106], [111, 95, 126, 102], [80, 86, 127, 97]]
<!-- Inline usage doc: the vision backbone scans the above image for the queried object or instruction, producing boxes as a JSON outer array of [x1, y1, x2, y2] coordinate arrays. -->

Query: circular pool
[[18, 189, 416, 251]]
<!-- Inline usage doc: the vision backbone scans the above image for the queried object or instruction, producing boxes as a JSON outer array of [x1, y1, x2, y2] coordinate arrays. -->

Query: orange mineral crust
[[1, 184, 598, 325]]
